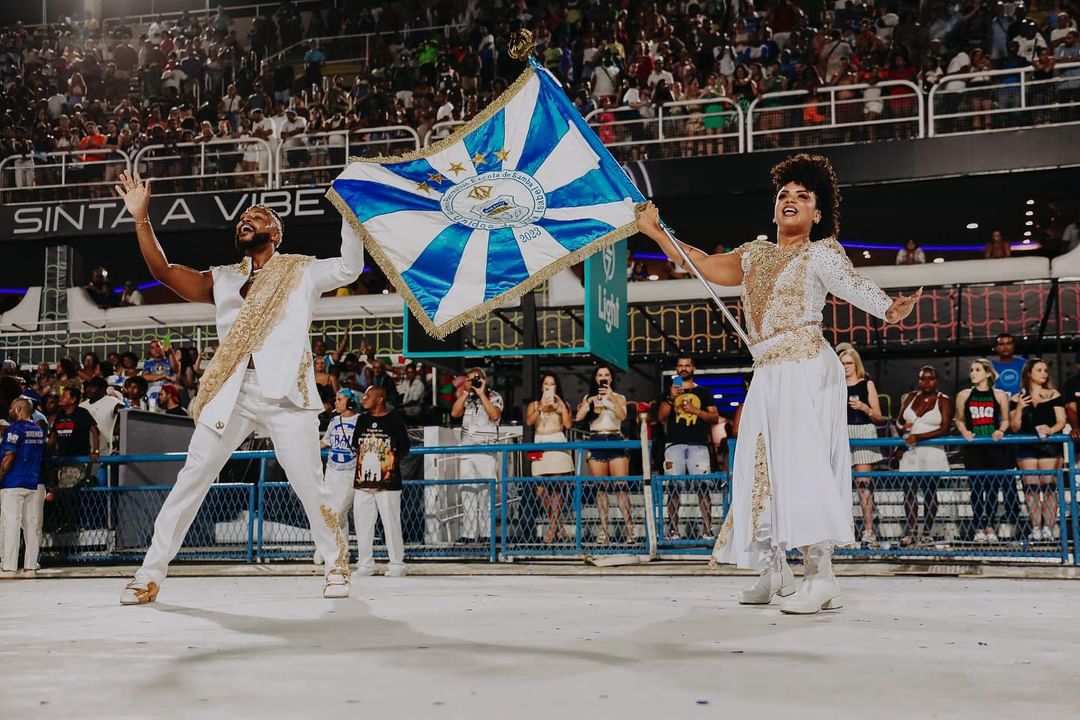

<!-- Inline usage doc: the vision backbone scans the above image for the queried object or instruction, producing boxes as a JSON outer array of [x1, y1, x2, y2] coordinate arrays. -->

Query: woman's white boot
[[739, 545, 796, 605], [780, 542, 843, 614]]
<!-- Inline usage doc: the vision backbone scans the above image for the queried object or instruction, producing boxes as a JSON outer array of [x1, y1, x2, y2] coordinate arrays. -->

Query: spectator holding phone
[[658, 355, 719, 540], [575, 365, 634, 544], [1009, 358, 1066, 543], [526, 373, 574, 544]]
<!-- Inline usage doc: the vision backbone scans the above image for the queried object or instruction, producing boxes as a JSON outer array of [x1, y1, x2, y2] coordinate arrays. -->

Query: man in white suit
[[114, 170, 360, 603]]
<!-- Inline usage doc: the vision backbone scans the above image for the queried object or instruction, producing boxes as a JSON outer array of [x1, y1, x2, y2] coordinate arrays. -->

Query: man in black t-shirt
[[1063, 359, 1080, 444], [48, 387, 101, 537], [657, 356, 719, 540], [350, 386, 410, 577]]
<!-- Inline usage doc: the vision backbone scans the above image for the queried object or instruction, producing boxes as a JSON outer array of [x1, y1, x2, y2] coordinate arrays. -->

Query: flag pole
[[659, 225, 753, 349]]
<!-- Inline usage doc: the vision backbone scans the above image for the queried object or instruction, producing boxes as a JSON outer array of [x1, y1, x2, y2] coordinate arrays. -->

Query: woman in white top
[[638, 154, 918, 614], [897, 366, 954, 547], [526, 373, 574, 544], [316, 389, 360, 565], [575, 365, 633, 545]]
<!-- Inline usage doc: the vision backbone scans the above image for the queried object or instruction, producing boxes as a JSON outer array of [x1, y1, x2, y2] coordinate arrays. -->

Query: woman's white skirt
[[712, 347, 855, 569]]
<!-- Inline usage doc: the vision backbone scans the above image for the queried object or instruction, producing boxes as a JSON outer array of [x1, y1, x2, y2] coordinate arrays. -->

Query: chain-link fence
[[27, 435, 1078, 566]]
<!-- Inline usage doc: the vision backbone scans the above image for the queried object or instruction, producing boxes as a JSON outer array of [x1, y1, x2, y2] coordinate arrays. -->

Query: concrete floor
[[1, 574, 1076, 719]]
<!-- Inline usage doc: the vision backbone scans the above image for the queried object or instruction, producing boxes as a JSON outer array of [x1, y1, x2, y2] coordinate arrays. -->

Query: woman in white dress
[[637, 154, 919, 614], [526, 373, 575, 544]]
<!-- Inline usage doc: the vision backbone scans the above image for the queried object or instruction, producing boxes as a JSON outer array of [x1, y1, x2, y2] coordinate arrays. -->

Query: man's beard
[[235, 229, 274, 252]]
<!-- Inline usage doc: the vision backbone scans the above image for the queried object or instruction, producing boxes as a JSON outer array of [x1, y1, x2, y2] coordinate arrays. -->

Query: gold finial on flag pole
[[508, 29, 535, 60]]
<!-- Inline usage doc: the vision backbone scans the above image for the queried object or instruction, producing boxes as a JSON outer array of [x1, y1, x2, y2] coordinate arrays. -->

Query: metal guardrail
[[4, 65, 1078, 206], [0, 148, 131, 206], [40, 434, 1079, 566], [423, 120, 467, 147], [584, 96, 745, 161], [133, 137, 277, 197], [47, 439, 651, 565], [277, 127, 421, 187], [747, 80, 923, 152], [928, 61, 1080, 137], [263, 24, 466, 67]]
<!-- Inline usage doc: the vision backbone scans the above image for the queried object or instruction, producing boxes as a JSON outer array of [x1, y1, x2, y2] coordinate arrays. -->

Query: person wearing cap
[[279, 105, 309, 170], [316, 388, 360, 565]]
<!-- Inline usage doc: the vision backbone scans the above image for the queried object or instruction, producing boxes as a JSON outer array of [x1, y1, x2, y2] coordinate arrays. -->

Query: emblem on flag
[[328, 57, 645, 338]]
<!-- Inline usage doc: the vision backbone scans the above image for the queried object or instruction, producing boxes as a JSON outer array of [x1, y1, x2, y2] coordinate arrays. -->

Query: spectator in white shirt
[[647, 58, 675, 88], [449, 368, 503, 542], [896, 238, 927, 265], [396, 363, 426, 421], [80, 377, 123, 455]]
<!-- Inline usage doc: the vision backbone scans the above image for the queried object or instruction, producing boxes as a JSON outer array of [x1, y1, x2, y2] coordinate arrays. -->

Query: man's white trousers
[[136, 371, 346, 585], [353, 489, 404, 574], [1, 486, 44, 571]]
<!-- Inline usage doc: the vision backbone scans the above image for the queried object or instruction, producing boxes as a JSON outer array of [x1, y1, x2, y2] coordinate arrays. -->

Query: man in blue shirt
[[989, 332, 1027, 540], [141, 339, 177, 409], [1, 398, 46, 573], [991, 333, 1026, 397]]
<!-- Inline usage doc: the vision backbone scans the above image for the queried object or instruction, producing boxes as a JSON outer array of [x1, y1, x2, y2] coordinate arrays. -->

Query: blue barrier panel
[[45, 434, 1074, 565]]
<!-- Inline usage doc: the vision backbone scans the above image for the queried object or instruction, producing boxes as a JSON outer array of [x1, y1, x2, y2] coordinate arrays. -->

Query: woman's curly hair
[[770, 153, 841, 241]]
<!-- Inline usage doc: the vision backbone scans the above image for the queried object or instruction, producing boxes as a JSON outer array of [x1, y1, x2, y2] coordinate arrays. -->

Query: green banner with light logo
[[584, 240, 628, 371]]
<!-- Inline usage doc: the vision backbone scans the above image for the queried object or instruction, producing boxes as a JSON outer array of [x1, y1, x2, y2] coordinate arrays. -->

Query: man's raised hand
[[114, 169, 151, 221]]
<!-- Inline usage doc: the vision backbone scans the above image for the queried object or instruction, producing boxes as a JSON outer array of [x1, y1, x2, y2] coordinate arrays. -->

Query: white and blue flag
[[328, 58, 645, 338]]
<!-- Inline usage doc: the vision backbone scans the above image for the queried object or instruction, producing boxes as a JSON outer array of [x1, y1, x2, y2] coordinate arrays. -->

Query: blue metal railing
[[46, 434, 1078, 565]]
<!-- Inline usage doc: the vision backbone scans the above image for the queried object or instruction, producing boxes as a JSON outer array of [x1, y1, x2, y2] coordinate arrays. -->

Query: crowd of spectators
[[1, 327, 1078, 563], [3, 1, 1080, 200]]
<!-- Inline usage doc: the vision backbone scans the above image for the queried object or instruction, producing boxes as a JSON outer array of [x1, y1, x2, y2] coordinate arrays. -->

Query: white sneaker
[[985, 530, 999, 543], [322, 568, 351, 599], [385, 565, 407, 578], [998, 523, 1014, 540], [1029, 529, 1043, 543], [974, 530, 987, 543], [1042, 526, 1056, 542]]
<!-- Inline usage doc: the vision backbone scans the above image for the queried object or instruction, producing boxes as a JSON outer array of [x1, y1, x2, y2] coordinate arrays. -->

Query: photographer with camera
[[575, 365, 634, 544], [449, 367, 503, 543]]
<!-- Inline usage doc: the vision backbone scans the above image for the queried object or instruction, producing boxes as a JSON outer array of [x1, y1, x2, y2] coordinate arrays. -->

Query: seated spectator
[[396, 363, 425, 421], [895, 238, 926, 265], [83, 267, 115, 309], [159, 384, 187, 416], [141, 339, 178, 409], [985, 229, 1012, 258], [119, 281, 144, 306], [122, 376, 149, 411]]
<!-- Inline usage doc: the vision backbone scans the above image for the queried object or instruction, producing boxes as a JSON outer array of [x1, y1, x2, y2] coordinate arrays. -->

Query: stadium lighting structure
[[1026, 199, 1036, 205], [1025, 211, 1034, 216], [1025, 220, 1034, 226], [965, 222, 979, 230]]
